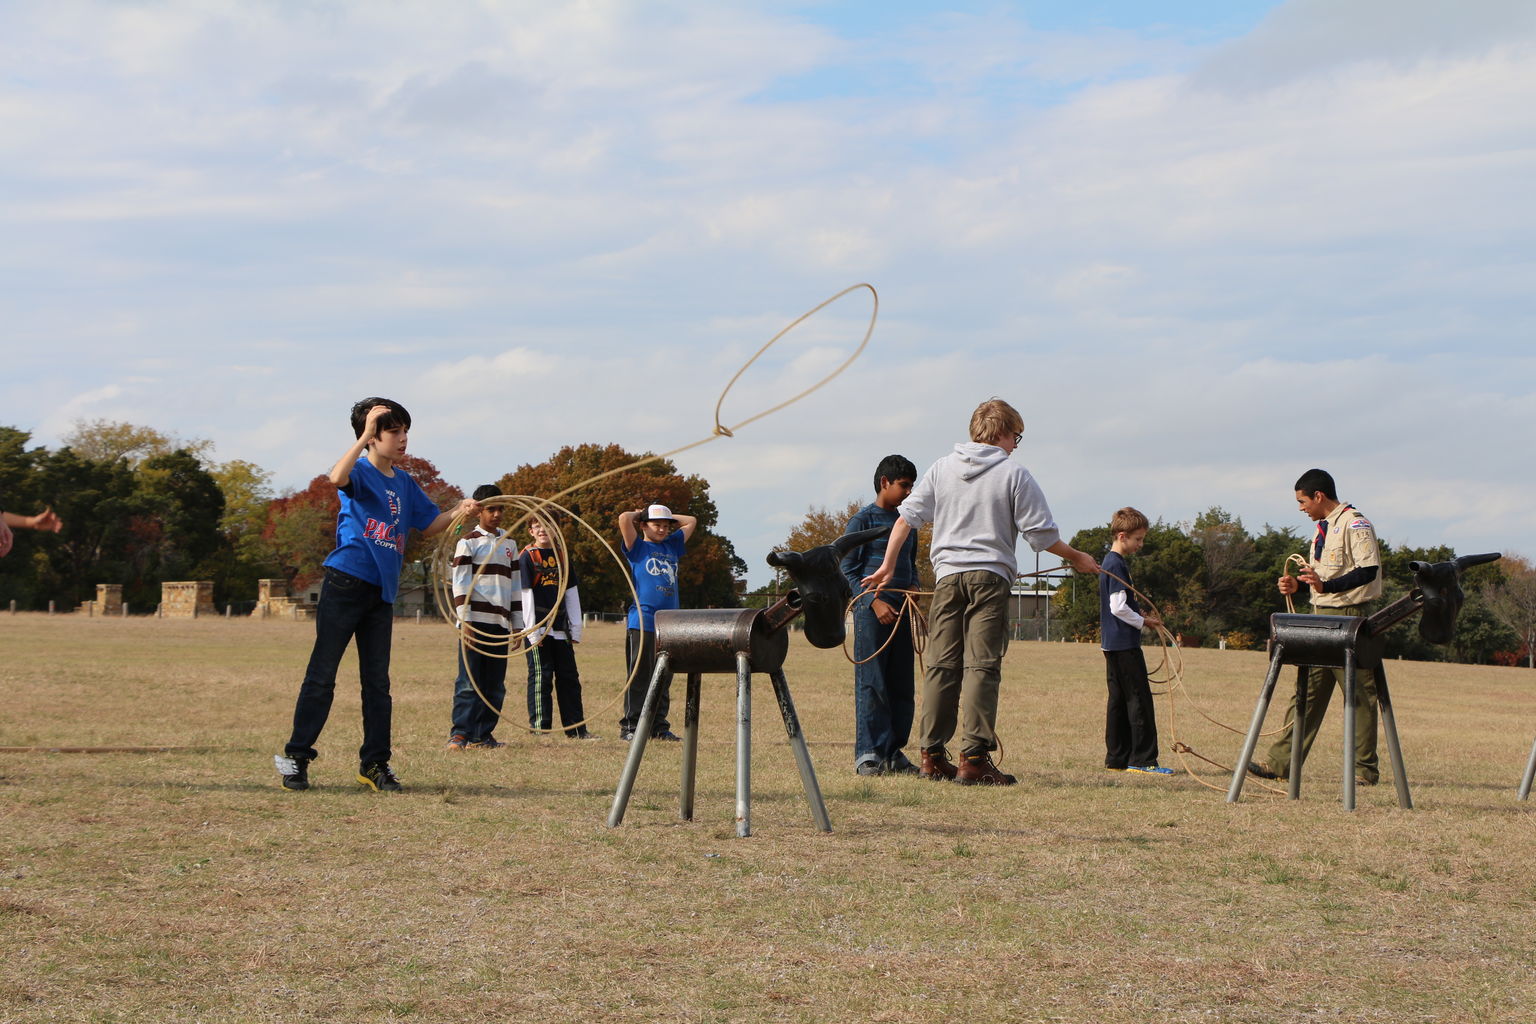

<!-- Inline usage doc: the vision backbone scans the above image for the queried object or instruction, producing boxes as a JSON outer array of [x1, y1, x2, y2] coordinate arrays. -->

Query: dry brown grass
[[2, 613, 1535, 1023]]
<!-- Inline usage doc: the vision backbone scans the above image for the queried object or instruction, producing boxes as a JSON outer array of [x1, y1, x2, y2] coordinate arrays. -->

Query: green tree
[[1483, 553, 1536, 668], [62, 419, 212, 466], [499, 444, 744, 615]]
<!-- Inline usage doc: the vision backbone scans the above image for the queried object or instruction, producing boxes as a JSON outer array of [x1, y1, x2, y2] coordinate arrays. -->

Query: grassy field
[[2, 613, 1535, 1023]]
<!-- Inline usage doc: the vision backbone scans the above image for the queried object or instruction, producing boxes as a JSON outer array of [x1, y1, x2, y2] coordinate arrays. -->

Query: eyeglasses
[[1012, 432, 1023, 446]]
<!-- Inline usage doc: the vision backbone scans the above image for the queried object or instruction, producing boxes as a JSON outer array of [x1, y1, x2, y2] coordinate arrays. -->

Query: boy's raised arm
[[618, 509, 642, 548], [675, 513, 698, 542], [328, 404, 388, 489]]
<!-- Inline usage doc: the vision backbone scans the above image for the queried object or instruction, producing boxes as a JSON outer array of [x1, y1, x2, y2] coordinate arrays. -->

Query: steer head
[[1410, 552, 1501, 644], [765, 524, 892, 649]]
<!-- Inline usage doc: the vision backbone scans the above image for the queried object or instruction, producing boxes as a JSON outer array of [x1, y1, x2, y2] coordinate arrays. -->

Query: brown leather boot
[[919, 746, 958, 781], [956, 750, 1017, 786]]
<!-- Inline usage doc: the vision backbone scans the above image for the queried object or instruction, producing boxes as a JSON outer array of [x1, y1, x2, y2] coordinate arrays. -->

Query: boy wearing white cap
[[617, 503, 698, 740]]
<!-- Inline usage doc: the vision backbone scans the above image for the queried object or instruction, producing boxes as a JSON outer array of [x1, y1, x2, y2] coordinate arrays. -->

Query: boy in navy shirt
[[840, 455, 919, 776], [617, 503, 697, 741], [1100, 507, 1168, 776], [275, 398, 478, 793]]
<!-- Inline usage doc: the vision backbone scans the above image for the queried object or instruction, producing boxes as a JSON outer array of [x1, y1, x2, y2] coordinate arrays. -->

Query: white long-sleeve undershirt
[[1110, 589, 1145, 631]]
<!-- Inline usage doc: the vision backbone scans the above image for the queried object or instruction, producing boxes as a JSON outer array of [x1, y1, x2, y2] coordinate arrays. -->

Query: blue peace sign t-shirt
[[623, 530, 687, 631], [323, 457, 441, 602]]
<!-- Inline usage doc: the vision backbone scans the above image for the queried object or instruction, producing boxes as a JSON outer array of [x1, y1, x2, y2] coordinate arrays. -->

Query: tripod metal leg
[[1519, 734, 1536, 801], [735, 653, 752, 838], [1342, 649, 1357, 812], [1289, 666, 1306, 800], [606, 652, 673, 828], [1228, 643, 1286, 803], [769, 668, 832, 833], [679, 671, 703, 821], [1375, 665, 1412, 809]]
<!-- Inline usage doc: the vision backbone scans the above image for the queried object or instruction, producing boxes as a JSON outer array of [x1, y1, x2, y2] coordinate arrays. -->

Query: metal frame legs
[[607, 652, 833, 835], [1228, 643, 1412, 810]]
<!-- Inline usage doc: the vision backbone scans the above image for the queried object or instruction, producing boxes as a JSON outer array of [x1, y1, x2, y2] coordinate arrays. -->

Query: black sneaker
[[1246, 761, 1280, 780], [654, 730, 682, 742], [357, 761, 402, 792], [466, 737, 505, 749], [855, 760, 884, 777], [275, 753, 312, 791], [620, 730, 636, 741]]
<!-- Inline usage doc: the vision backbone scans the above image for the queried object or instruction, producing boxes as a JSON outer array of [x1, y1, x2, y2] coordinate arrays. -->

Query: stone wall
[[79, 583, 124, 616], [251, 578, 313, 621], [161, 581, 216, 618]]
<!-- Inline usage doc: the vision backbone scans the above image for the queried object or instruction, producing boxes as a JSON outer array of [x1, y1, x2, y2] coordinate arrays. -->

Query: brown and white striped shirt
[[450, 527, 523, 628]]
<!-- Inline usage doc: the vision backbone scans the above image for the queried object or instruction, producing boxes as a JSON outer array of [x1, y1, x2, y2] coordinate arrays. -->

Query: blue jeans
[[853, 601, 915, 767], [451, 623, 509, 742], [286, 567, 395, 766]]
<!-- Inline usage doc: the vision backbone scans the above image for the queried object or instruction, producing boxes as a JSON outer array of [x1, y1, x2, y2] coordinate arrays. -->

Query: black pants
[[1104, 647, 1159, 769], [286, 568, 394, 766], [525, 636, 586, 735], [620, 628, 671, 735]]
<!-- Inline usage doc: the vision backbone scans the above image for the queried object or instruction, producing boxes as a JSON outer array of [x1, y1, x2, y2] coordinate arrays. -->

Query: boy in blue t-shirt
[[275, 398, 479, 793], [1099, 506, 1169, 776], [840, 454, 919, 776], [617, 503, 697, 741]]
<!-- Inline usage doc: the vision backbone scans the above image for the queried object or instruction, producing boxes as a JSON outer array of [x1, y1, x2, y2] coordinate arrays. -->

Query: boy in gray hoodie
[[863, 398, 1098, 785]]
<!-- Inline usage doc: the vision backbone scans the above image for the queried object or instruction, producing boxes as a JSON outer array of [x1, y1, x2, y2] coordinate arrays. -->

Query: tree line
[[0, 423, 745, 616]]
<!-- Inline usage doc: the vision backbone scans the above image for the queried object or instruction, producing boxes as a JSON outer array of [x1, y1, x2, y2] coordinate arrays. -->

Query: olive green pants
[[917, 570, 1011, 756], [1264, 604, 1380, 785]]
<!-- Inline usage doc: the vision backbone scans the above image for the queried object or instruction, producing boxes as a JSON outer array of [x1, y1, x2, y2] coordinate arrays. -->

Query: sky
[[3, 0, 1534, 589]]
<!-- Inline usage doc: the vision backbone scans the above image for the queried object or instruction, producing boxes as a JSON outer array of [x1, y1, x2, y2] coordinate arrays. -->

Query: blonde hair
[[1110, 507, 1149, 536], [968, 398, 1024, 445]]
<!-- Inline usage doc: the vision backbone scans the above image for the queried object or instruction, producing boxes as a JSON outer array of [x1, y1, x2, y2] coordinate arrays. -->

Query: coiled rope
[[432, 284, 880, 734]]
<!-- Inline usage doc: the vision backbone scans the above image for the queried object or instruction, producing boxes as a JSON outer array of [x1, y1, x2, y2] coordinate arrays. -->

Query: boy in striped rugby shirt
[[447, 484, 523, 750]]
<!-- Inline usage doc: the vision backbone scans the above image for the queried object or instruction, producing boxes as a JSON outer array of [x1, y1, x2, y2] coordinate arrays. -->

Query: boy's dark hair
[[873, 454, 917, 494], [350, 397, 411, 439], [1110, 507, 1149, 536], [1294, 468, 1337, 500], [472, 484, 502, 502]]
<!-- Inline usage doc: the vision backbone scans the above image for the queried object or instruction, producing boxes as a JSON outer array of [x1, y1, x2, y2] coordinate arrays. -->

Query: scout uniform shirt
[[1308, 501, 1383, 608]]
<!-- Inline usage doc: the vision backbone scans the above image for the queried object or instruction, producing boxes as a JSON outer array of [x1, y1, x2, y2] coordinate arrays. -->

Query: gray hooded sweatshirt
[[897, 442, 1061, 583]]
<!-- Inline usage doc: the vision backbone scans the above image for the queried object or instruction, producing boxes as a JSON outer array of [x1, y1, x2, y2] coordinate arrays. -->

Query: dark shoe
[[619, 730, 636, 742], [445, 734, 467, 751], [1355, 775, 1379, 787], [1246, 761, 1279, 780], [654, 730, 682, 742], [919, 747, 958, 781], [466, 737, 505, 749], [275, 753, 312, 791], [884, 753, 920, 776], [956, 751, 1017, 786], [357, 762, 402, 792], [855, 760, 884, 777]]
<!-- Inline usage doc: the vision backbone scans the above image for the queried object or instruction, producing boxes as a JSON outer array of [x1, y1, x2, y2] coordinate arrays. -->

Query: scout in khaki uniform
[[1250, 468, 1384, 785]]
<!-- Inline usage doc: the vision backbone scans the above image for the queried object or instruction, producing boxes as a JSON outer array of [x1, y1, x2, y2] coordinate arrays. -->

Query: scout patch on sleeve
[[1348, 516, 1372, 530]]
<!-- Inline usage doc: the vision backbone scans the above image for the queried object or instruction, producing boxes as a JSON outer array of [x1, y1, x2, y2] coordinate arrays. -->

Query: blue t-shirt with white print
[[323, 457, 440, 602]]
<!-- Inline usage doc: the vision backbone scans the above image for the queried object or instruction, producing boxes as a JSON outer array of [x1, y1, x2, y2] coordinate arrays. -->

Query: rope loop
[[428, 284, 880, 732]]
